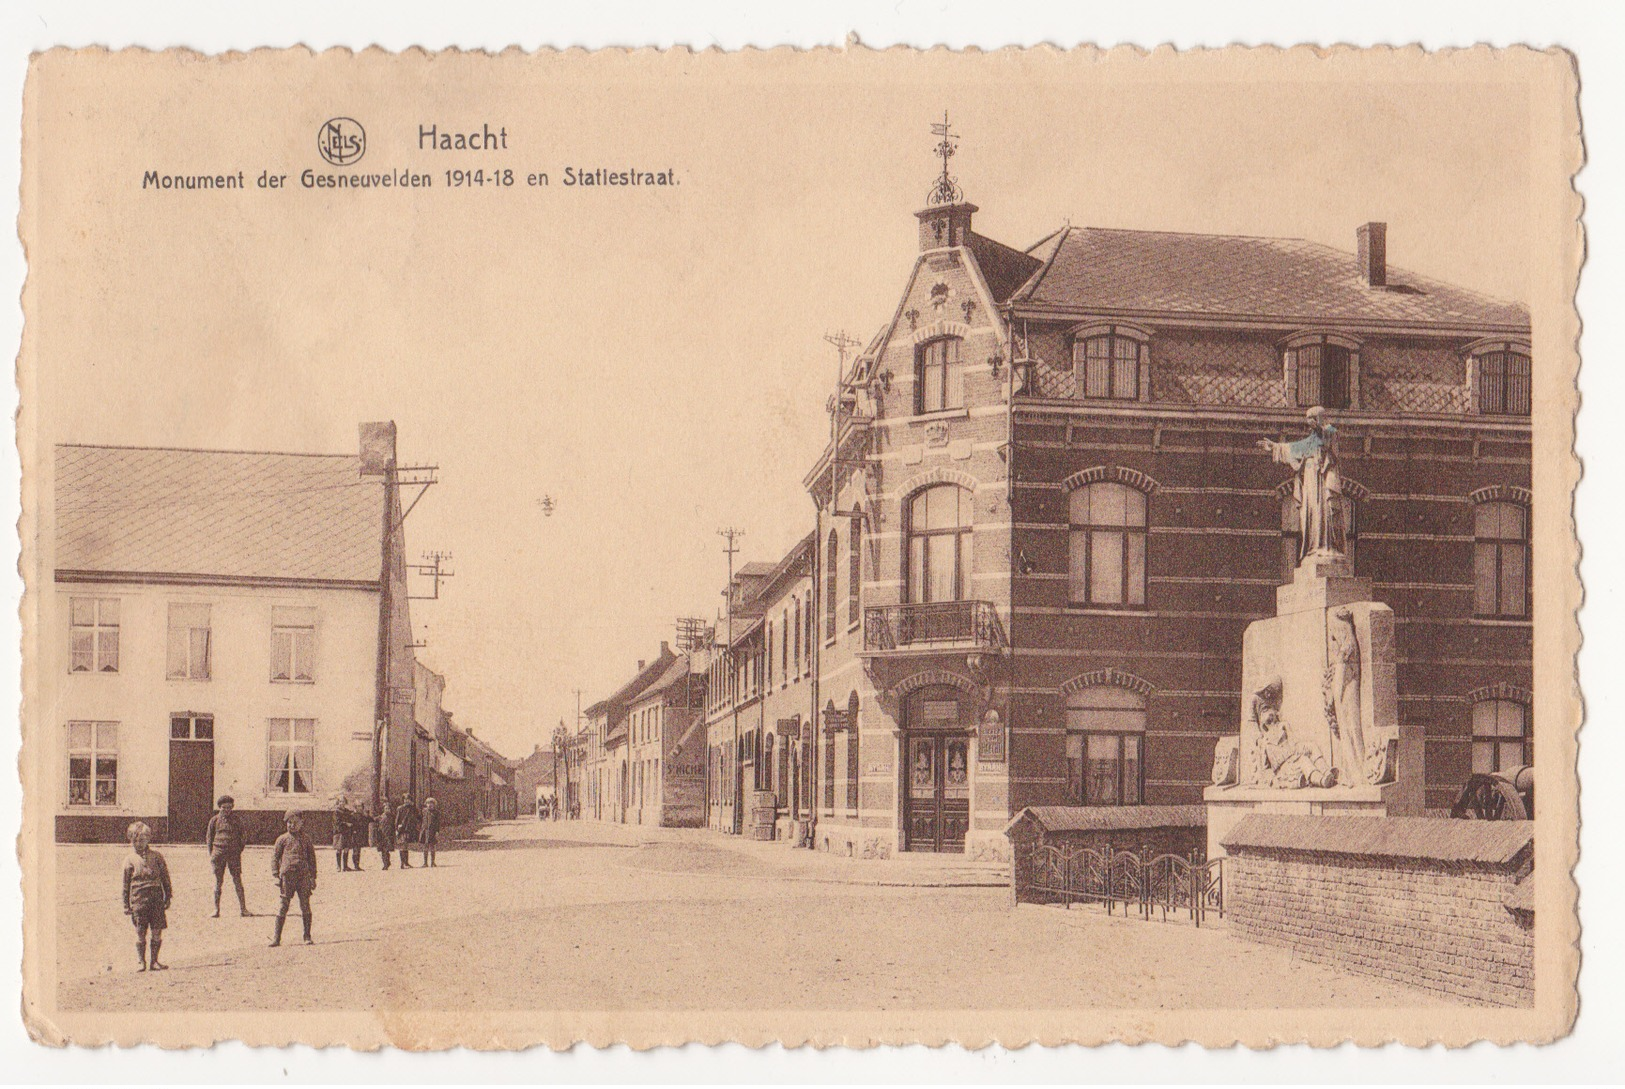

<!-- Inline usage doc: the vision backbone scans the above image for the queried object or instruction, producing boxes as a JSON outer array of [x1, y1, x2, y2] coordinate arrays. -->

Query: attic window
[[1471, 343, 1532, 417], [1070, 325, 1149, 402], [1282, 333, 1360, 410]]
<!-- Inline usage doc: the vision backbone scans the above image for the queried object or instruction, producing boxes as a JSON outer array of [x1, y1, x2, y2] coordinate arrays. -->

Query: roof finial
[[927, 110, 963, 206]]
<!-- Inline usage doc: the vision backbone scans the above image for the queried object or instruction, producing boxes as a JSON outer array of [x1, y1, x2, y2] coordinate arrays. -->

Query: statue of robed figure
[[1257, 406, 1347, 563]]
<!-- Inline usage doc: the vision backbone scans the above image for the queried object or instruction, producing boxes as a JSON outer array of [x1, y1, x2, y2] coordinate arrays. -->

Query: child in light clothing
[[121, 821, 173, 971]]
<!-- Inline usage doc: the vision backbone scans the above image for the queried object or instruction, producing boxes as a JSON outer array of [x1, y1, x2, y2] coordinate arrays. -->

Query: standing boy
[[420, 796, 441, 868], [394, 796, 420, 869], [331, 797, 352, 872], [121, 821, 173, 971], [370, 798, 394, 870], [269, 811, 318, 946], [204, 794, 249, 917]]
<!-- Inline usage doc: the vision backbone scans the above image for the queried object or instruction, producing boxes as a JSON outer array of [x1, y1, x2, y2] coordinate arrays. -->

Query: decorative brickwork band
[[1057, 668, 1157, 698], [1060, 464, 1162, 496], [1274, 474, 1368, 501], [1466, 682, 1533, 706], [909, 319, 973, 346], [1469, 484, 1534, 507], [897, 466, 980, 498], [889, 669, 982, 699]]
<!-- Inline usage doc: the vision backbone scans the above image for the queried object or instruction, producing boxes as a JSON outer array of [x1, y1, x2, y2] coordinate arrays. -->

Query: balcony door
[[906, 484, 972, 604], [901, 688, 970, 853]]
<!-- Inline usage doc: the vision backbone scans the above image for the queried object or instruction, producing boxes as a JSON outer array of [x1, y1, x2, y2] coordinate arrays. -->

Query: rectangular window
[[170, 713, 214, 741], [1065, 688, 1147, 806], [848, 516, 862, 630], [69, 597, 120, 673], [166, 603, 212, 680], [1075, 334, 1141, 401], [1476, 351, 1532, 416], [270, 606, 316, 682], [67, 721, 118, 807], [1472, 700, 1530, 774], [1293, 343, 1351, 409], [916, 337, 964, 414], [267, 717, 316, 793]]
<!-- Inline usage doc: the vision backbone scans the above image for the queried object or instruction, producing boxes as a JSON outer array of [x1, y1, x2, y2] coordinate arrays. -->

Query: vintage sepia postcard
[[16, 43, 1582, 1050]]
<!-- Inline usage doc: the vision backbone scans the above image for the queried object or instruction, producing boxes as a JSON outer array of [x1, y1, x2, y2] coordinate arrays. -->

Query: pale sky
[[26, 48, 1540, 759]]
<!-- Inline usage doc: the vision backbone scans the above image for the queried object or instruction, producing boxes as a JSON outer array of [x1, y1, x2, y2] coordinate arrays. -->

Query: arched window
[[1473, 344, 1532, 416], [1474, 501, 1529, 618], [1285, 336, 1353, 409], [1472, 697, 1530, 773], [848, 510, 862, 629], [1282, 492, 1358, 582], [824, 530, 839, 640], [1073, 330, 1142, 400], [1069, 482, 1148, 607], [1064, 686, 1146, 806], [781, 607, 789, 679], [915, 336, 964, 414], [906, 484, 973, 604], [764, 620, 773, 687]]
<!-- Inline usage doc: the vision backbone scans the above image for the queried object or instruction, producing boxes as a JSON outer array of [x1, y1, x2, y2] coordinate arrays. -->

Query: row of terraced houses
[[568, 178, 1534, 860]]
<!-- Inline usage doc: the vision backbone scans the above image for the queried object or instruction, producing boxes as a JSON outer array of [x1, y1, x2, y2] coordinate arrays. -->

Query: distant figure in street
[[345, 803, 366, 871], [332, 797, 351, 872], [394, 797, 420, 869], [370, 799, 395, 869], [121, 821, 172, 972], [269, 812, 317, 946], [204, 794, 249, 917], [420, 797, 441, 867]]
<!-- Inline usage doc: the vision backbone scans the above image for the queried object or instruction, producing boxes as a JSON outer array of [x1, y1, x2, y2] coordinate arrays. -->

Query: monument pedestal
[[1204, 553, 1424, 860]]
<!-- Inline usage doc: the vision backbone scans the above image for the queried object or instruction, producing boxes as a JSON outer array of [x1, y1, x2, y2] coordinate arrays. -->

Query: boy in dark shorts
[[204, 794, 249, 917], [121, 821, 173, 971], [269, 811, 318, 946], [420, 796, 440, 867]]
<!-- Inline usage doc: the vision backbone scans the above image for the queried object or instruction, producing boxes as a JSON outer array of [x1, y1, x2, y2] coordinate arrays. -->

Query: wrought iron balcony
[[862, 600, 1005, 655]]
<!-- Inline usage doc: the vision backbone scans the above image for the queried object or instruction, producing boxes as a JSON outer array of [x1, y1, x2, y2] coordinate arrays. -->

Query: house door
[[167, 713, 215, 843], [903, 733, 970, 852]]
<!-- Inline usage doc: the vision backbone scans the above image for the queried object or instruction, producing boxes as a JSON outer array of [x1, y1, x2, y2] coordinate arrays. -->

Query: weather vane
[[927, 110, 963, 206]]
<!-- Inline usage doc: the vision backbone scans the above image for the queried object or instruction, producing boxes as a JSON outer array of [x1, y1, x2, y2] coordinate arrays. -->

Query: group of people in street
[[118, 791, 449, 972]]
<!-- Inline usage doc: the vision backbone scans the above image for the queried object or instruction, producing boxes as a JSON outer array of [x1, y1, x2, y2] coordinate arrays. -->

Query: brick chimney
[[915, 202, 978, 252], [637, 659, 646, 672], [1357, 222, 1387, 287], [358, 420, 397, 476]]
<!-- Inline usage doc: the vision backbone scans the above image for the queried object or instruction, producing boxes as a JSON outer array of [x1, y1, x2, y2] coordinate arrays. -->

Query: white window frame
[[166, 602, 213, 681], [66, 720, 119, 807], [267, 717, 317, 794], [270, 606, 317, 683], [69, 596, 120, 674]]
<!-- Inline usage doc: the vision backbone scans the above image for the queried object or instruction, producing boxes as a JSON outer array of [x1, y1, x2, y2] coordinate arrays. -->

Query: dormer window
[[1071, 325, 1148, 401], [1282, 333, 1360, 410], [1468, 341, 1532, 417]]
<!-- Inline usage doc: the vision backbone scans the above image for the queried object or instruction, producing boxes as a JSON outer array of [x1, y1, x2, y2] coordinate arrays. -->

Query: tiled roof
[[1221, 814, 1533, 865], [1005, 805, 1206, 835], [1012, 226, 1529, 329], [55, 444, 385, 583], [630, 655, 694, 704]]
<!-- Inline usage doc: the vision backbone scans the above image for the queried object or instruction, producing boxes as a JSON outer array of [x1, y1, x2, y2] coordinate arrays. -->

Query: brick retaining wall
[[1222, 815, 1534, 1007]]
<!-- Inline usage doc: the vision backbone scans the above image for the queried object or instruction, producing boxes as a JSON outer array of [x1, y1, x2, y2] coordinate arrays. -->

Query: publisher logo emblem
[[317, 118, 366, 166]]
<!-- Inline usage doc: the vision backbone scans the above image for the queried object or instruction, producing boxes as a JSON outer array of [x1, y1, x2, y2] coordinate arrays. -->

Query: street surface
[[57, 819, 1443, 1011]]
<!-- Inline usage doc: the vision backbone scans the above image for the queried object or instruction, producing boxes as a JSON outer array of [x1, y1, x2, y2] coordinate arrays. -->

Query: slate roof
[[630, 654, 695, 704], [55, 444, 385, 584], [1221, 814, 1534, 865], [1011, 226, 1530, 329]]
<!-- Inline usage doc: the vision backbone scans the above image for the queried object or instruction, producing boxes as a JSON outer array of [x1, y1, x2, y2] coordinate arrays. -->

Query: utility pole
[[718, 527, 744, 835]]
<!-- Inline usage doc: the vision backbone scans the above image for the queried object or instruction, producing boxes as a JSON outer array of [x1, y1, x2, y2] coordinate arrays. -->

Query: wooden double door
[[903, 732, 970, 853]]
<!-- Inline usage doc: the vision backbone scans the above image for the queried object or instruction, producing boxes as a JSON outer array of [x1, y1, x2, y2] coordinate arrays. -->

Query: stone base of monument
[[1204, 727, 1423, 860], [1204, 549, 1427, 861]]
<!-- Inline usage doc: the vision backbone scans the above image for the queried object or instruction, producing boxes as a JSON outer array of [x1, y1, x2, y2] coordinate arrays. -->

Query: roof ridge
[[1077, 224, 1314, 245], [1010, 224, 1073, 304], [57, 442, 356, 459]]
